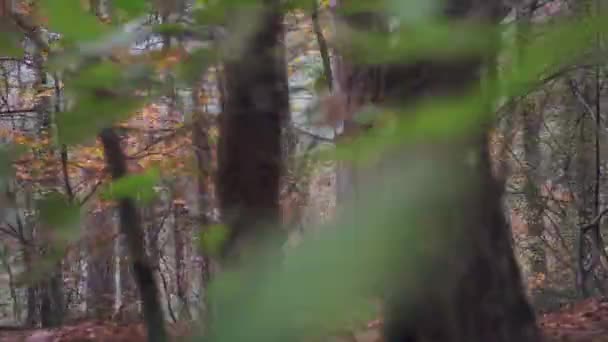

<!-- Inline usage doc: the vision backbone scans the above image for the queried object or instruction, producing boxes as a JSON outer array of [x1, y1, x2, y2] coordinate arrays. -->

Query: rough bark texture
[[192, 88, 214, 287], [86, 209, 116, 319], [217, 0, 289, 266], [100, 128, 167, 342], [516, 1, 548, 285], [173, 202, 191, 319], [333, 1, 541, 341]]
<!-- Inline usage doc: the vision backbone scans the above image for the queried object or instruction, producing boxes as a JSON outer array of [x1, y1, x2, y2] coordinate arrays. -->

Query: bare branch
[[581, 207, 608, 232]]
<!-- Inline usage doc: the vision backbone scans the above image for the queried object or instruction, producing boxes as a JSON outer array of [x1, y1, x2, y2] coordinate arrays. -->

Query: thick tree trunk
[[217, 0, 289, 267], [383, 139, 539, 342], [333, 1, 540, 341]]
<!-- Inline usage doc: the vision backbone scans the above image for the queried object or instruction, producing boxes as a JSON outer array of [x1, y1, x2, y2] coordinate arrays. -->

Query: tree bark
[[217, 0, 289, 267], [86, 209, 116, 319], [173, 202, 191, 319]]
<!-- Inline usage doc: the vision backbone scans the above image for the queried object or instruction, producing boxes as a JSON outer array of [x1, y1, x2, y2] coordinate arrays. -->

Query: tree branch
[[293, 125, 335, 143], [581, 207, 608, 232], [0, 108, 37, 115], [60, 145, 74, 201]]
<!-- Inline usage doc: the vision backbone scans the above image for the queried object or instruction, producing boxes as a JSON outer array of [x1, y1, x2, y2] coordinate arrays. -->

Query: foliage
[[101, 167, 160, 204], [0, 0, 607, 340], [199, 224, 229, 257]]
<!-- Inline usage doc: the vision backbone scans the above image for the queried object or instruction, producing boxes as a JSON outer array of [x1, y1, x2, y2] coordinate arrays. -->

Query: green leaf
[[0, 145, 24, 181], [205, 160, 465, 342], [343, 21, 498, 65], [58, 62, 144, 145], [40, 0, 107, 41], [0, 30, 23, 57], [200, 224, 230, 256], [175, 48, 217, 85], [101, 167, 160, 204], [387, 0, 439, 23], [113, 0, 149, 20], [38, 192, 81, 242], [71, 62, 123, 90], [57, 93, 142, 145]]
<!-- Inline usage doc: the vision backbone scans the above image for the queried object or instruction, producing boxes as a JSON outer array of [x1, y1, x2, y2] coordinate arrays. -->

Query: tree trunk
[[217, 0, 289, 267], [173, 202, 191, 319], [33, 37, 65, 329], [100, 128, 167, 342], [332, 1, 540, 341], [191, 81, 215, 323], [39, 268, 64, 327], [22, 234, 38, 327], [86, 209, 116, 319]]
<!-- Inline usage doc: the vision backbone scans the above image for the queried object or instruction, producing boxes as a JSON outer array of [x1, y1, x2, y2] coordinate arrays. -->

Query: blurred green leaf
[[58, 62, 146, 145], [38, 192, 81, 246], [73, 62, 123, 90], [175, 48, 218, 85], [101, 167, 160, 204], [387, 0, 439, 23], [0, 30, 23, 57], [194, 0, 263, 24], [326, 14, 608, 166], [40, 0, 107, 41], [57, 93, 142, 145], [0, 145, 24, 182], [206, 159, 469, 342], [114, 0, 150, 20], [343, 21, 498, 64], [200, 224, 230, 256]]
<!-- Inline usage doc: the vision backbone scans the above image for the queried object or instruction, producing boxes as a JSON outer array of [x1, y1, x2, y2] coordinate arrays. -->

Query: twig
[[580, 207, 608, 232], [0, 108, 37, 115], [293, 125, 335, 143], [61, 145, 74, 201], [79, 180, 103, 205]]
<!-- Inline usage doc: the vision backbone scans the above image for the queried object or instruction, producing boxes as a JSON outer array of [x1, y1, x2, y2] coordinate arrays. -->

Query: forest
[[0, 0, 608, 341]]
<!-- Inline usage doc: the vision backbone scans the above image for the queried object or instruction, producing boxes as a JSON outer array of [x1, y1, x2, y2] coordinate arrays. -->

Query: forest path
[[3, 298, 608, 342]]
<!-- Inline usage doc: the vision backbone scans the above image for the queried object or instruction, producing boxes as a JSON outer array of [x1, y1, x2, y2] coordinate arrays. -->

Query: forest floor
[[3, 298, 608, 342]]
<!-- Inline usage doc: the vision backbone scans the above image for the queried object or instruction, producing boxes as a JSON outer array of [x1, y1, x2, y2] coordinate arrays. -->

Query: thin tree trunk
[[33, 35, 65, 329], [173, 202, 191, 319], [192, 83, 214, 323], [312, 1, 333, 92], [100, 128, 167, 342], [23, 244, 37, 327], [86, 209, 116, 319], [0, 246, 21, 322]]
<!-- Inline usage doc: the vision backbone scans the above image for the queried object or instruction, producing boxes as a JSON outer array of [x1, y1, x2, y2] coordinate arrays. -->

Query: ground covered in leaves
[[4, 298, 608, 341]]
